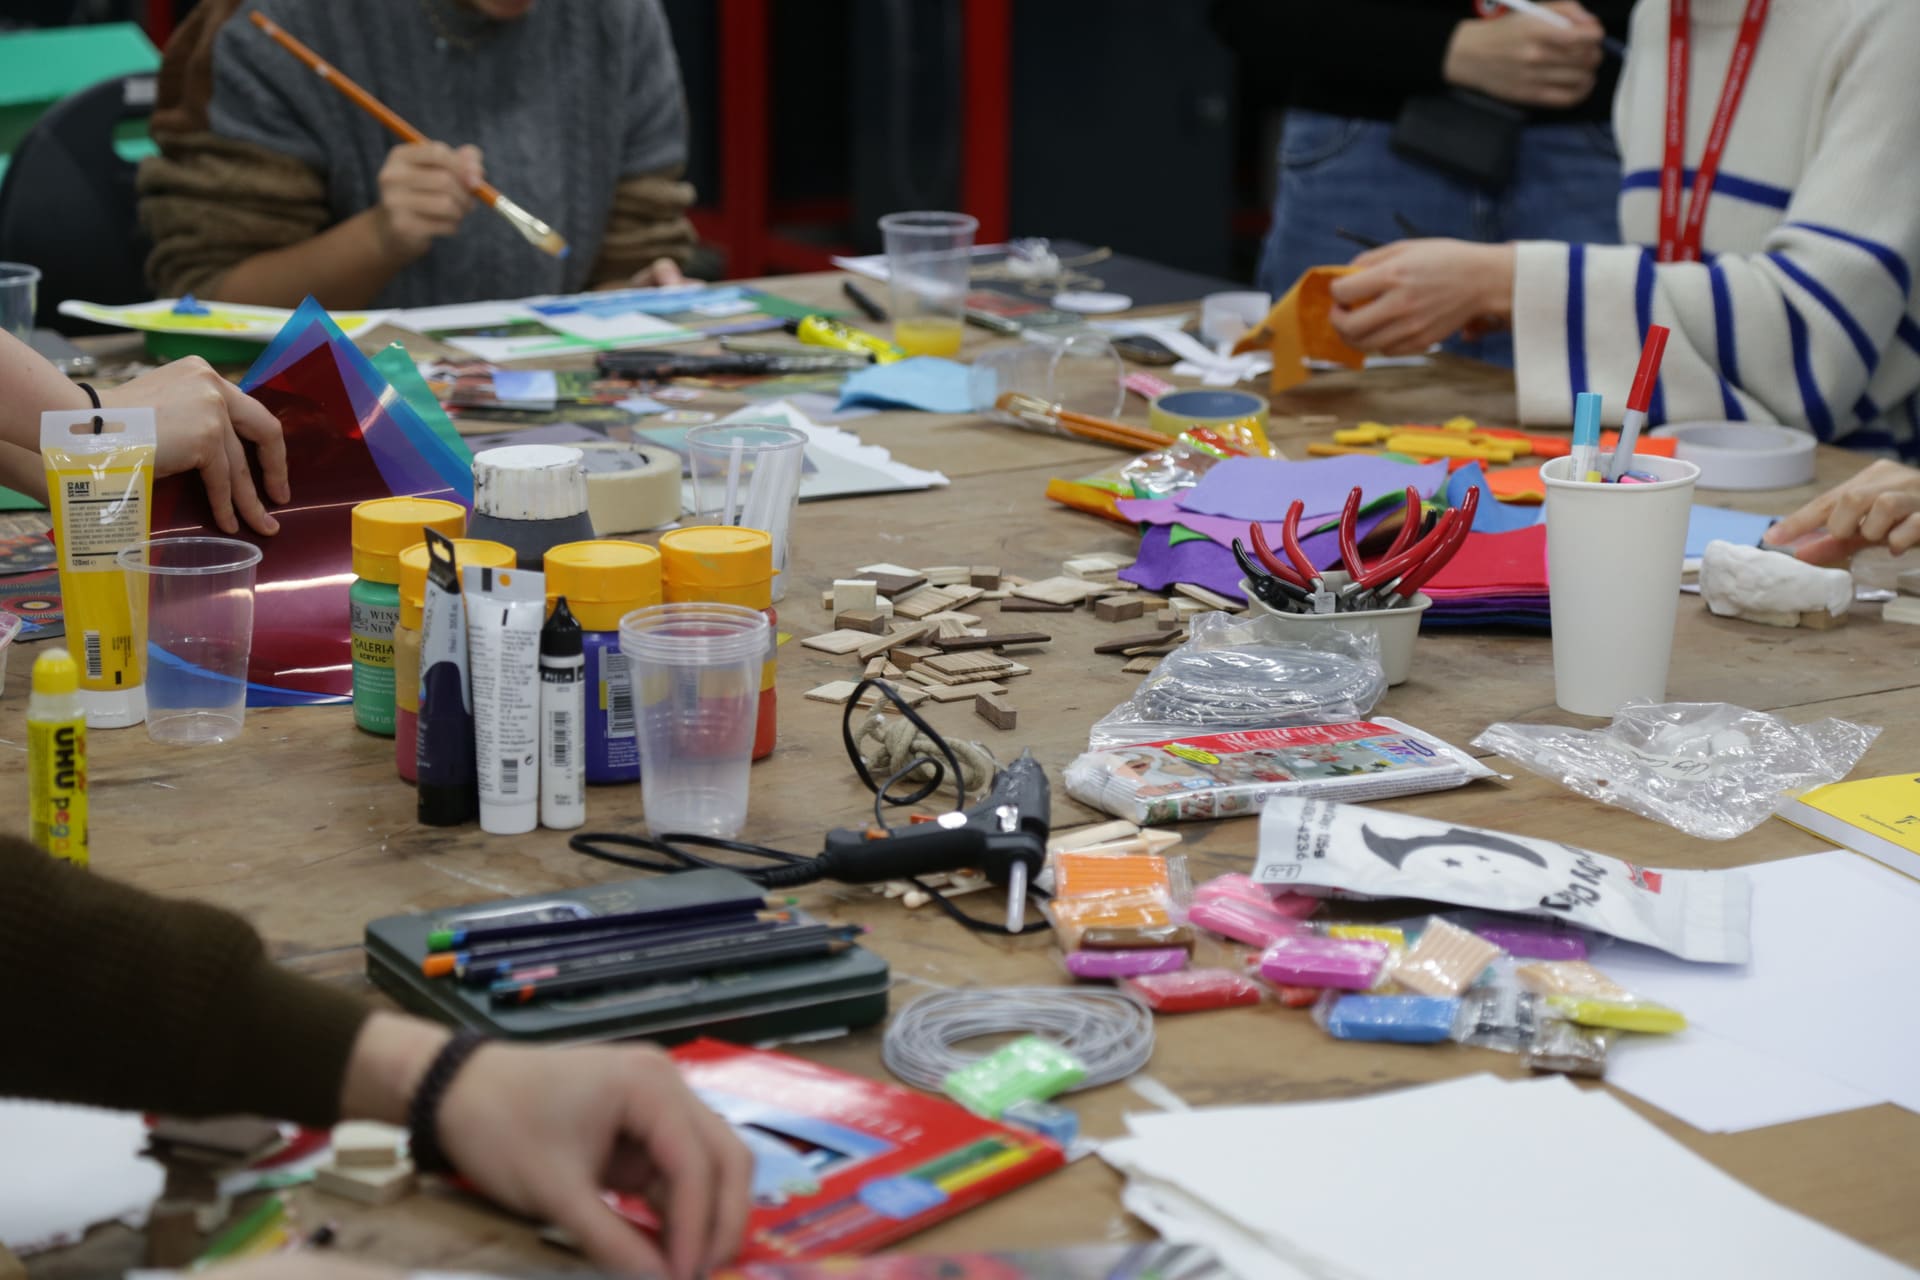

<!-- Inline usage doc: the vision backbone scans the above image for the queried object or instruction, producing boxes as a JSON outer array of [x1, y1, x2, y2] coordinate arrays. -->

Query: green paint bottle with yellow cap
[[27, 647, 88, 866]]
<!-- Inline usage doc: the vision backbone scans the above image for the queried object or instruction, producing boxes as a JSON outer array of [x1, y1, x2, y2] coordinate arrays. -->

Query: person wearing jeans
[[1215, 0, 1631, 365]]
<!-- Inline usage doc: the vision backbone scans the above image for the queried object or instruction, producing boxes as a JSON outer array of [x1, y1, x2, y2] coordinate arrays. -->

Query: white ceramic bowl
[[1238, 570, 1428, 686]]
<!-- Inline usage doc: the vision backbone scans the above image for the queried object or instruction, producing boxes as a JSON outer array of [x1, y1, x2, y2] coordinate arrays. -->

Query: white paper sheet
[[1102, 1075, 1910, 1280], [1608, 1026, 1881, 1133], [0, 1101, 163, 1255], [1599, 851, 1920, 1121]]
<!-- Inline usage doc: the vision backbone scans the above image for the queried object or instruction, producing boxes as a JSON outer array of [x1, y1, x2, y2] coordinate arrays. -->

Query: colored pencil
[[427, 894, 776, 952], [247, 11, 569, 259], [493, 930, 860, 1004], [494, 921, 838, 986], [448, 915, 793, 985]]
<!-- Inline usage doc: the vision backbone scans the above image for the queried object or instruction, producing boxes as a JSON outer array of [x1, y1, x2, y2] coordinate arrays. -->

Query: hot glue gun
[[818, 750, 1050, 932]]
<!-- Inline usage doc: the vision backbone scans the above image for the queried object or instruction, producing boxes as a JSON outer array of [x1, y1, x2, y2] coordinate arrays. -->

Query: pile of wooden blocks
[[805, 563, 1051, 731], [315, 1121, 414, 1206]]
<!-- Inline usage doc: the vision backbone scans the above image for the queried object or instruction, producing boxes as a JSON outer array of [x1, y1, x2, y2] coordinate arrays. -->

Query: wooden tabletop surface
[[15, 273, 1920, 1277]]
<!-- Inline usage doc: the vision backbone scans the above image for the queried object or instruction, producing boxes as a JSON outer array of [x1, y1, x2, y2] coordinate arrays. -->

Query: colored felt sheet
[[151, 300, 470, 706], [1446, 463, 1544, 534], [1115, 495, 1397, 554], [1230, 266, 1366, 394], [1177, 455, 1448, 522], [1120, 526, 1249, 602], [1487, 464, 1546, 504], [1685, 506, 1775, 559], [1423, 524, 1548, 597], [836, 357, 973, 414]]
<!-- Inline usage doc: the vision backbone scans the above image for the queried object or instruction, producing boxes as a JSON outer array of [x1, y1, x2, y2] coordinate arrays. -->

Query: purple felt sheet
[[1115, 498, 1396, 560], [1119, 527, 1248, 601], [1177, 455, 1450, 521]]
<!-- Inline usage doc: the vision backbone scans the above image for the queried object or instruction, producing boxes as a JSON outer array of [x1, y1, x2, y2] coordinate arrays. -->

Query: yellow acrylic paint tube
[[41, 407, 157, 728]]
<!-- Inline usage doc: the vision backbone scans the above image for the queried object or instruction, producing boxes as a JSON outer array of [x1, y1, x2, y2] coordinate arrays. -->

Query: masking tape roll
[[1648, 421, 1817, 492], [572, 442, 682, 533], [1148, 388, 1272, 454]]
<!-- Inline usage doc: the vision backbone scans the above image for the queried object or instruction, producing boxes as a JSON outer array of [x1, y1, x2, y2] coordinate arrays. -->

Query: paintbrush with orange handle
[[248, 10, 568, 259]]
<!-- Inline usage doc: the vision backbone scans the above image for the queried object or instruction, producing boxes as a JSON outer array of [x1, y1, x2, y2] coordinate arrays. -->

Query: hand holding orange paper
[[1232, 267, 1367, 394]]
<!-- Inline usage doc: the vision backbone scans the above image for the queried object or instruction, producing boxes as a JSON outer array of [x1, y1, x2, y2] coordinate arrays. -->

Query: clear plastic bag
[[1472, 701, 1880, 841], [1088, 614, 1388, 750]]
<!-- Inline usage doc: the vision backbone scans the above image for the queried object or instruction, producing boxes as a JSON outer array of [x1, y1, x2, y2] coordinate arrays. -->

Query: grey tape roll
[[1649, 421, 1817, 492], [571, 442, 682, 533]]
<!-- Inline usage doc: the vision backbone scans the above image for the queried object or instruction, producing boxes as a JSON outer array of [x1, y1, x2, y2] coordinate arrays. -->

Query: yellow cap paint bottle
[[27, 648, 88, 866]]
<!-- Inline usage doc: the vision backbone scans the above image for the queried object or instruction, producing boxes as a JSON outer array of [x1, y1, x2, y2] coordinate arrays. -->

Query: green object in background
[[748, 290, 843, 321], [144, 331, 267, 366], [0, 486, 46, 512], [372, 344, 472, 469], [0, 23, 161, 158]]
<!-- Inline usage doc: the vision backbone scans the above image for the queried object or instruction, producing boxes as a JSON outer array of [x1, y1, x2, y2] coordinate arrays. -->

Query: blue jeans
[[1255, 108, 1623, 366]]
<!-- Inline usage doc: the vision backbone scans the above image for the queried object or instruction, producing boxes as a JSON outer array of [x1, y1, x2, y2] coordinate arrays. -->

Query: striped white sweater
[[1513, 0, 1920, 456]]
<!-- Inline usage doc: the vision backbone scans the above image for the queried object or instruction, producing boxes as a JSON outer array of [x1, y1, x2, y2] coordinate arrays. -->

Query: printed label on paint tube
[[1253, 798, 1752, 963], [465, 563, 545, 836]]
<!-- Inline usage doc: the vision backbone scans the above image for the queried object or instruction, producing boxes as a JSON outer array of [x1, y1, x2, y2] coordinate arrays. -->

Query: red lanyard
[[1660, 0, 1770, 263]]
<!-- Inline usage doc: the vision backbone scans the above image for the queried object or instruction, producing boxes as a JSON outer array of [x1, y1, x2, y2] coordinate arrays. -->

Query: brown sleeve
[[0, 835, 371, 1127], [138, 133, 333, 299], [588, 168, 699, 287]]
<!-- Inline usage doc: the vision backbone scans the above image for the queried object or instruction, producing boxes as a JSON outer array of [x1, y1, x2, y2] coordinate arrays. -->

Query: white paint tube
[[464, 563, 546, 836], [1253, 798, 1752, 963]]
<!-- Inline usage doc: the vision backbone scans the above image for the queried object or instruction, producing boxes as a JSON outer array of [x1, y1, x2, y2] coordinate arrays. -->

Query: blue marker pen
[[1570, 392, 1604, 483]]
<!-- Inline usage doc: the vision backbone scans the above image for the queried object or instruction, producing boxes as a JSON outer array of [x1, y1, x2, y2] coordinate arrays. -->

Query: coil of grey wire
[[883, 986, 1156, 1093]]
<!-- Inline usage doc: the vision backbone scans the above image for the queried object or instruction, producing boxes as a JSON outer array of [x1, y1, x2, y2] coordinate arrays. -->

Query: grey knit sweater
[[206, 0, 689, 308]]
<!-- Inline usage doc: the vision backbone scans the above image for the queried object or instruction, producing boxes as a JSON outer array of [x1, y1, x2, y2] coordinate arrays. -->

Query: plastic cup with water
[[879, 211, 977, 357], [117, 537, 263, 745]]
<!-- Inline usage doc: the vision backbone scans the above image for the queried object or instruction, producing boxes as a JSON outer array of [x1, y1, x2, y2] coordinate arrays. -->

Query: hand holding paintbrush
[[248, 11, 569, 260]]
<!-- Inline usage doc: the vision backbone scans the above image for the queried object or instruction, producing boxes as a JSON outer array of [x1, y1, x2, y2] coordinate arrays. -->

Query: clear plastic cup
[[685, 422, 807, 601], [117, 537, 263, 745], [970, 332, 1126, 423], [879, 211, 977, 358], [619, 603, 770, 837], [0, 263, 39, 342]]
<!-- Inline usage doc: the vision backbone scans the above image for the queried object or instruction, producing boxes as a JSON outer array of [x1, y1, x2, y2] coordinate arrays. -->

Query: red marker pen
[[1606, 324, 1671, 480]]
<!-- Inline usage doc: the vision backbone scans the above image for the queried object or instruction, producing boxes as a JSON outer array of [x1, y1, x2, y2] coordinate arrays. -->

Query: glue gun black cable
[[568, 681, 1034, 933]]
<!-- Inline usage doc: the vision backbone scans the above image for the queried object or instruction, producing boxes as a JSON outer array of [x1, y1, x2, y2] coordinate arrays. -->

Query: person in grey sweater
[[139, 0, 698, 310]]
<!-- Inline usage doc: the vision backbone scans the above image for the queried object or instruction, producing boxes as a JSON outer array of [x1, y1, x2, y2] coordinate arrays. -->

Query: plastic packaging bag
[[1391, 917, 1503, 997], [1124, 968, 1263, 1013], [1516, 961, 1686, 1034], [1087, 615, 1388, 751], [1313, 992, 1461, 1044], [1254, 799, 1753, 963], [1473, 701, 1880, 841], [1259, 934, 1390, 990]]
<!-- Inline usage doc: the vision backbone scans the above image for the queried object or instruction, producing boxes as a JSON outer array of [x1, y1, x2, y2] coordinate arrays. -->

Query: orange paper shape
[[1486, 464, 1546, 504], [1233, 266, 1366, 394]]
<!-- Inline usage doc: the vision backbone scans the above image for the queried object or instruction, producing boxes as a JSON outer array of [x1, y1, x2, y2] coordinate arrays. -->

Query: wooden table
[[16, 274, 1920, 1277]]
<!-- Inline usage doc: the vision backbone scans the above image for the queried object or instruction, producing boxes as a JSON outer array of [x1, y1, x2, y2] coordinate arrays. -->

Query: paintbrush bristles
[[490, 192, 570, 259]]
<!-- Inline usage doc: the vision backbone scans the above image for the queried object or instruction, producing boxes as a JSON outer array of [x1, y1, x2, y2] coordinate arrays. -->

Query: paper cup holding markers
[[1542, 454, 1700, 716]]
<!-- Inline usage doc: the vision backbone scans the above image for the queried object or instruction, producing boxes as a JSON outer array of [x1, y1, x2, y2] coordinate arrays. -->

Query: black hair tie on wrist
[[405, 1028, 490, 1175], [76, 381, 103, 433]]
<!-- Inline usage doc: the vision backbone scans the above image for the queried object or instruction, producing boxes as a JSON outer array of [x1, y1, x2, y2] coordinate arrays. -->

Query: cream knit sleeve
[[1513, 4, 1920, 455]]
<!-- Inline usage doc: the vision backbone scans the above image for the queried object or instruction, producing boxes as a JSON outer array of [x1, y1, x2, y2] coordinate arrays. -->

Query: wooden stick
[[247, 12, 568, 258]]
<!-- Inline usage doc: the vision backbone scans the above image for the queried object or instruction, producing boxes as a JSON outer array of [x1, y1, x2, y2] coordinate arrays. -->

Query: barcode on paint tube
[[501, 757, 519, 796], [605, 654, 636, 738], [549, 712, 571, 767], [84, 631, 102, 679]]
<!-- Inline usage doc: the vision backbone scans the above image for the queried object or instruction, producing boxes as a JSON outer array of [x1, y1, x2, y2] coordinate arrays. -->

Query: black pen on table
[[842, 279, 889, 323]]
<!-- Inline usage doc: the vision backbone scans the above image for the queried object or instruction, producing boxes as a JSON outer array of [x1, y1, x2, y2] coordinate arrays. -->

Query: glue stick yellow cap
[[32, 647, 78, 696], [543, 541, 662, 632], [397, 538, 515, 629], [658, 526, 773, 608], [352, 498, 468, 584]]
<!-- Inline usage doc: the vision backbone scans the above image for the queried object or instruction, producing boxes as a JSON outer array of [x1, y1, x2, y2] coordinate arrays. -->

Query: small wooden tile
[[1174, 583, 1242, 611], [1122, 634, 1185, 657], [1000, 660, 1033, 677], [921, 679, 1009, 702], [859, 562, 918, 577], [800, 630, 875, 655], [922, 651, 1014, 678], [975, 692, 1018, 730], [1001, 596, 1077, 613], [889, 644, 940, 668], [332, 1121, 406, 1169], [1081, 551, 1137, 570], [317, 1159, 415, 1206], [856, 682, 927, 708], [804, 680, 862, 705], [921, 610, 982, 626], [1095, 596, 1145, 622], [856, 621, 931, 661], [863, 656, 888, 678], [1095, 631, 1179, 655], [872, 571, 929, 599], [1014, 575, 1105, 606], [1155, 608, 1182, 629], [921, 565, 972, 586], [1898, 567, 1920, 596], [970, 565, 1002, 588], [1122, 655, 1160, 674], [1064, 557, 1121, 581], [834, 608, 889, 634], [832, 579, 879, 612], [1882, 597, 1920, 626], [931, 631, 1053, 652]]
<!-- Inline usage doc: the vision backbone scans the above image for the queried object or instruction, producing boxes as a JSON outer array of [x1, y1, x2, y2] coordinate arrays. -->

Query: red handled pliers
[[1343, 485, 1477, 608], [1248, 499, 1338, 612]]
